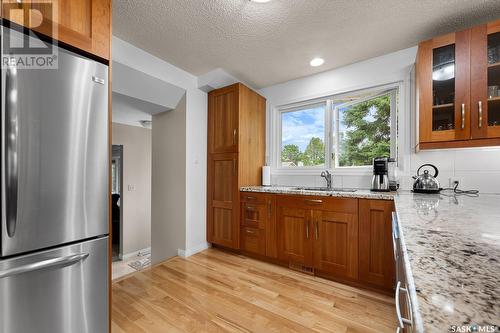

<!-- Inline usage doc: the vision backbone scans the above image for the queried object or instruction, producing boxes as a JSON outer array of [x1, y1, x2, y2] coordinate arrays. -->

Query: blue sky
[[281, 106, 325, 151], [281, 103, 381, 152]]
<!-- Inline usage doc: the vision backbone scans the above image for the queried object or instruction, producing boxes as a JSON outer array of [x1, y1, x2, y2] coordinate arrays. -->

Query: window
[[276, 85, 398, 170], [280, 103, 326, 167]]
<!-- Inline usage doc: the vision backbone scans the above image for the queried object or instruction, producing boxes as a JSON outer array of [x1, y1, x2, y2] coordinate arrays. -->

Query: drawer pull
[[395, 281, 413, 329], [245, 229, 257, 235], [245, 196, 257, 201], [304, 199, 323, 205], [245, 206, 257, 211]]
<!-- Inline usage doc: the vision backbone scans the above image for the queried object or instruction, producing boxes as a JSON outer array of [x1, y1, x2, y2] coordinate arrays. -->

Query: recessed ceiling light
[[310, 57, 325, 67], [249, 0, 272, 3]]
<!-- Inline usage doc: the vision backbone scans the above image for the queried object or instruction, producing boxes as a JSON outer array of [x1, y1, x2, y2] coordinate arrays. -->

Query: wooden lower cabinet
[[240, 192, 277, 258], [240, 227, 266, 256], [276, 204, 312, 266], [276, 195, 359, 280], [238, 192, 395, 292], [313, 208, 358, 280], [359, 199, 396, 290]]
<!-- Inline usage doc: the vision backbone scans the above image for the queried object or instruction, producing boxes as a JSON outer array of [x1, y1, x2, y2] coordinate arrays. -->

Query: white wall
[[113, 37, 209, 262], [259, 46, 500, 194], [112, 123, 152, 255], [151, 96, 186, 262]]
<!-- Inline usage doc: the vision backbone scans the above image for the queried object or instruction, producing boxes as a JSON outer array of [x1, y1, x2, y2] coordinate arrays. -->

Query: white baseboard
[[178, 242, 211, 258], [122, 247, 151, 260]]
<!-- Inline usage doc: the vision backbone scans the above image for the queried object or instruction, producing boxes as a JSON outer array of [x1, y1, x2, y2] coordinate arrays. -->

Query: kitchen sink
[[294, 187, 357, 193]]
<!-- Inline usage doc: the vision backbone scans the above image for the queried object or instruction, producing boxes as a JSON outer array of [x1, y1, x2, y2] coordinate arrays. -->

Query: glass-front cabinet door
[[417, 30, 470, 144], [470, 21, 500, 139]]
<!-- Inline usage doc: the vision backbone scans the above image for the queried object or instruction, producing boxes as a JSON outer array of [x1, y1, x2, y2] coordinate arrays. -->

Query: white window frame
[[272, 82, 401, 175]]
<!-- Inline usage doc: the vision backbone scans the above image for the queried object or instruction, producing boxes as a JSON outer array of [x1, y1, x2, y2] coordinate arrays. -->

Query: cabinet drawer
[[240, 227, 266, 256], [241, 192, 267, 204], [276, 195, 357, 213], [241, 203, 267, 228]]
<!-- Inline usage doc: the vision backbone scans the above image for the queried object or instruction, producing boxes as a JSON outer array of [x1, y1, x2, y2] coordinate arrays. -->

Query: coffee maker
[[371, 157, 396, 192]]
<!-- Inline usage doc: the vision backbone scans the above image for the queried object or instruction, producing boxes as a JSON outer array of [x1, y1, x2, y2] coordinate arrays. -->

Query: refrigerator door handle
[[3, 65, 19, 238], [0, 253, 89, 279]]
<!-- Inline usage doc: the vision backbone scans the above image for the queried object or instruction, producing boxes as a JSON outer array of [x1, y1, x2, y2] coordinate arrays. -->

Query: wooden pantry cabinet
[[2, 0, 111, 60], [417, 19, 500, 149], [207, 84, 266, 249]]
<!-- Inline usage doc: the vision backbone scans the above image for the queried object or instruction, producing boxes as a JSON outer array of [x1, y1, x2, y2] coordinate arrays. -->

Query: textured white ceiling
[[113, 0, 500, 88]]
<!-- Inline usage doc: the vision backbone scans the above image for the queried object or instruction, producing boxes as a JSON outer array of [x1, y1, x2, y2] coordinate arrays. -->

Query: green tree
[[302, 137, 325, 166], [281, 144, 302, 166], [339, 95, 391, 166]]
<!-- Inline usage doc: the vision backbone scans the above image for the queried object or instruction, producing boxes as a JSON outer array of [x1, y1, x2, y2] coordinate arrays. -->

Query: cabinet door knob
[[478, 101, 483, 129], [314, 221, 318, 240]]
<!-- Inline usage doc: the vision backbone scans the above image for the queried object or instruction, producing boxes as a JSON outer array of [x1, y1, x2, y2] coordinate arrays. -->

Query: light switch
[[128, 184, 135, 191]]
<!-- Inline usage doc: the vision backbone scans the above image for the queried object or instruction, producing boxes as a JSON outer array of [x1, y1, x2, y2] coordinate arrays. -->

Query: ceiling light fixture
[[310, 57, 324, 67], [249, 0, 272, 3]]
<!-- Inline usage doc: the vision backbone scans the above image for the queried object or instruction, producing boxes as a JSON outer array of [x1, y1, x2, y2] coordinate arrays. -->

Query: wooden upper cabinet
[[209, 85, 239, 153], [470, 20, 500, 140], [417, 19, 500, 149], [2, 0, 111, 60], [417, 30, 471, 145], [358, 199, 395, 290]]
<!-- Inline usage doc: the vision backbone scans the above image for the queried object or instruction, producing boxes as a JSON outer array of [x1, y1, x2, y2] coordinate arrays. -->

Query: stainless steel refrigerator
[[0, 25, 109, 333]]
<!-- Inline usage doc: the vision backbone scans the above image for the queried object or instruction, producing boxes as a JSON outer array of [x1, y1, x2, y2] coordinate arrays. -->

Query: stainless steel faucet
[[321, 170, 332, 190]]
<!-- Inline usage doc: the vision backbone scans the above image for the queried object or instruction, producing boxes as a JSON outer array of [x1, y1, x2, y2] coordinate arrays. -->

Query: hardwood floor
[[112, 248, 397, 333]]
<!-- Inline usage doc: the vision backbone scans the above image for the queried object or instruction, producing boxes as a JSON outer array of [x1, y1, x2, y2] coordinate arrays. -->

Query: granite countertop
[[394, 192, 500, 333], [240, 186, 500, 332], [240, 185, 395, 200]]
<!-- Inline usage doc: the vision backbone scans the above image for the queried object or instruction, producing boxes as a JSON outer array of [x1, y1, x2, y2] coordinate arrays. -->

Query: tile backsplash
[[271, 147, 500, 194]]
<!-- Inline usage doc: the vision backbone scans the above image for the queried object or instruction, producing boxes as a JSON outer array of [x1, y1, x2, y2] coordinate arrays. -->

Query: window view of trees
[[279, 89, 395, 168], [280, 104, 325, 167], [338, 95, 391, 167], [281, 137, 325, 166]]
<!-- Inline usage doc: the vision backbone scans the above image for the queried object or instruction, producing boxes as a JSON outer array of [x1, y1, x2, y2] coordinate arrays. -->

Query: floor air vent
[[289, 263, 314, 275]]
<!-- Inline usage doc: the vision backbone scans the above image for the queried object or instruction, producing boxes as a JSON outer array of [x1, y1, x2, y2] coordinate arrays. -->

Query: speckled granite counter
[[394, 193, 500, 333], [240, 185, 395, 200], [240, 186, 500, 332]]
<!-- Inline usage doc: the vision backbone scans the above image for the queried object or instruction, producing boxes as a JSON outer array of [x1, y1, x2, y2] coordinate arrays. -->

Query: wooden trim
[[470, 24, 488, 139], [418, 137, 500, 150], [487, 19, 500, 34], [453, 28, 471, 141], [431, 32, 455, 48]]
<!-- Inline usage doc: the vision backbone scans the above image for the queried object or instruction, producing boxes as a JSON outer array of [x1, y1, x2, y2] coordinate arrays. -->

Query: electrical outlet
[[128, 184, 136, 191]]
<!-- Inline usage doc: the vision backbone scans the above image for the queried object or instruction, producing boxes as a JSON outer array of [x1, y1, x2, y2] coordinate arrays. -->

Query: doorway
[[111, 145, 123, 261]]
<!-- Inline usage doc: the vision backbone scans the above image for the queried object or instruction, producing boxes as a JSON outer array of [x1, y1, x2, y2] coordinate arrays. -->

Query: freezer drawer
[[1, 25, 109, 257], [0, 237, 109, 333]]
